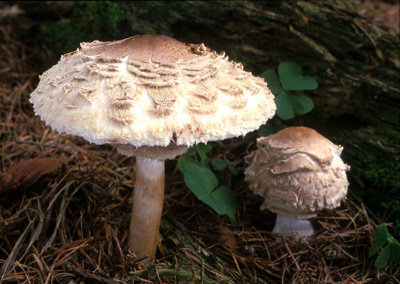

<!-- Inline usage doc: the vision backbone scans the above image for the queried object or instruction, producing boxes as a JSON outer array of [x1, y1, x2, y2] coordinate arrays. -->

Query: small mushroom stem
[[129, 156, 165, 263], [273, 213, 314, 238]]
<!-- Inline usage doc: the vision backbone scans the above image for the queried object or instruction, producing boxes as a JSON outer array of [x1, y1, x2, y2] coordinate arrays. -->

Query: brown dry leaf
[[0, 158, 61, 194], [218, 225, 238, 250]]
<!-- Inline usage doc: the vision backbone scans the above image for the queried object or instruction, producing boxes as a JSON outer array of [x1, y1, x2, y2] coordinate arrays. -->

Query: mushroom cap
[[30, 35, 276, 152], [259, 126, 344, 164], [244, 127, 350, 218]]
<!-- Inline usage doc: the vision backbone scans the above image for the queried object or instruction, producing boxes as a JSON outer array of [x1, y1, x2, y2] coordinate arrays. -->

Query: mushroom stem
[[129, 156, 165, 263], [273, 213, 314, 238]]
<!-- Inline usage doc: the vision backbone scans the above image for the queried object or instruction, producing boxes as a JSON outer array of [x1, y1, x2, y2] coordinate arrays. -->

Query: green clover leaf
[[278, 62, 318, 91], [259, 69, 282, 94], [180, 160, 238, 221], [369, 223, 400, 269], [369, 224, 390, 257], [275, 91, 314, 120]]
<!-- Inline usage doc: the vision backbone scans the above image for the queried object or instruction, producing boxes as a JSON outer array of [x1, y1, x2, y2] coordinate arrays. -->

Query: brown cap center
[[81, 35, 202, 63]]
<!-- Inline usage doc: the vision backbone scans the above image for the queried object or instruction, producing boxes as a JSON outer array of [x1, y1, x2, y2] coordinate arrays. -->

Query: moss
[[41, 1, 130, 55], [354, 156, 400, 236], [339, 127, 400, 236]]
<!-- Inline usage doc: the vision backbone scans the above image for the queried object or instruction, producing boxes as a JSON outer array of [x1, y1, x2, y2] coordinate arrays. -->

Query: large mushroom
[[245, 127, 350, 238], [30, 35, 276, 263]]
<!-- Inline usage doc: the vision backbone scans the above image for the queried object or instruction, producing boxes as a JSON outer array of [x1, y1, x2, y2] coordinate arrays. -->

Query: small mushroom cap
[[258, 126, 343, 164], [244, 127, 350, 217], [30, 35, 276, 153]]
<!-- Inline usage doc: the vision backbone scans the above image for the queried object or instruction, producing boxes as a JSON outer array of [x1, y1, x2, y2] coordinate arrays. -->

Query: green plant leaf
[[369, 224, 390, 257], [212, 158, 227, 170], [259, 69, 282, 94], [183, 162, 218, 198], [273, 118, 287, 132], [181, 162, 237, 220], [178, 156, 197, 175], [278, 62, 318, 91], [389, 241, 400, 262], [196, 143, 212, 162], [228, 165, 238, 175], [275, 92, 295, 120], [258, 120, 287, 137], [286, 92, 314, 116], [196, 148, 208, 162], [197, 143, 212, 154], [375, 245, 391, 269], [186, 147, 197, 157], [274, 91, 314, 120], [206, 185, 238, 219], [258, 123, 275, 137]]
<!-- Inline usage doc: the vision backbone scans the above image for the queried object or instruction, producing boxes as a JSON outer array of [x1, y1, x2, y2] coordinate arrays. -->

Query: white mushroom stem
[[272, 213, 315, 238], [129, 156, 165, 263]]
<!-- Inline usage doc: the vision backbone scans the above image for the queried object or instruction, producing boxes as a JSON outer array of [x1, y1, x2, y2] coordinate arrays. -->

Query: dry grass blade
[[0, 205, 43, 280], [40, 181, 83, 255], [1, 218, 32, 279]]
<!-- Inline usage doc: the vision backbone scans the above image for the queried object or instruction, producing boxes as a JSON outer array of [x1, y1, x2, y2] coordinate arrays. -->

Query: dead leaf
[[0, 158, 61, 195], [218, 225, 238, 250]]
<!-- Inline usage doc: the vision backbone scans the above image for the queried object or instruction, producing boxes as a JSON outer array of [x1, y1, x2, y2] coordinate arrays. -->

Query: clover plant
[[369, 223, 400, 269], [178, 143, 238, 223], [260, 62, 317, 121]]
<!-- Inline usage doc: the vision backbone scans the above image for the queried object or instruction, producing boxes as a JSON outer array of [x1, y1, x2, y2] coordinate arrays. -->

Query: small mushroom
[[244, 127, 350, 238], [30, 35, 276, 263]]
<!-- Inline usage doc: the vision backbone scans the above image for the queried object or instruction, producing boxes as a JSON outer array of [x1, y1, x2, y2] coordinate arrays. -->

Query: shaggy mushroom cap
[[30, 35, 276, 157], [245, 127, 350, 218]]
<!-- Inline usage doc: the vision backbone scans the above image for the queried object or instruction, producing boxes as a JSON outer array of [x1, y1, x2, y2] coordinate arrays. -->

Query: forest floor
[[1, 1, 399, 283]]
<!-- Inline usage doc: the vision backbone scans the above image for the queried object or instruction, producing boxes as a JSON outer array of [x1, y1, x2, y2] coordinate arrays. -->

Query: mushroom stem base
[[129, 156, 165, 263], [273, 213, 314, 238]]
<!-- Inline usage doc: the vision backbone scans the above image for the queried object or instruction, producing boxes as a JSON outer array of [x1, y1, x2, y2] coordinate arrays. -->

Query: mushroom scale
[[30, 35, 276, 149]]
